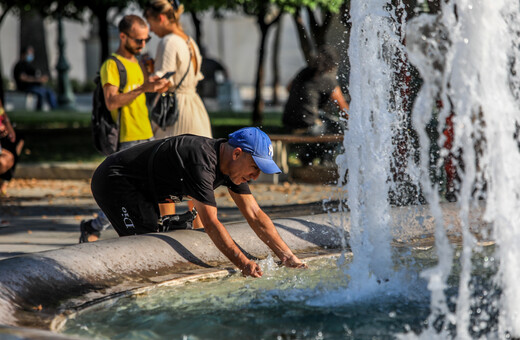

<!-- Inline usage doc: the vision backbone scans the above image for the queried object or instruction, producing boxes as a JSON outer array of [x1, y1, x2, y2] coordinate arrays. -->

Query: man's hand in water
[[241, 259, 263, 278], [281, 254, 308, 269]]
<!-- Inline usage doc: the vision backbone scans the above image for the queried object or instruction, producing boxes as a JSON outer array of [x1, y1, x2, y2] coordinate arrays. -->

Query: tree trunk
[[20, 11, 50, 77], [0, 6, 9, 103], [0, 67, 4, 104], [0, 6, 11, 25], [306, 7, 333, 48], [96, 7, 110, 63], [271, 16, 283, 106], [292, 10, 314, 65], [252, 20, 269, 125], [190, 12, 205, 54]]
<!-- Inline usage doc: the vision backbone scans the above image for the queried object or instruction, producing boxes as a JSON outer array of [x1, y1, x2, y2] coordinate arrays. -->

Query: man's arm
[[18, 72, 48, 84], [192, 198, 263, 277], [103, 75, 169, 112], [228, 189, 306, 268], [330, 86, 349, 120]]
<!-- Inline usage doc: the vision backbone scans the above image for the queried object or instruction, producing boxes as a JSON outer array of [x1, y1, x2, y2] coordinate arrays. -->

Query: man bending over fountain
[[83, 127, 306, 277]]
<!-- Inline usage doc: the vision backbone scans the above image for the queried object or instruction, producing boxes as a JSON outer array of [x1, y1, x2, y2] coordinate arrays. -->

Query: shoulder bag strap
[[173, 38, 193, 91], [175, 53, 191, 91]]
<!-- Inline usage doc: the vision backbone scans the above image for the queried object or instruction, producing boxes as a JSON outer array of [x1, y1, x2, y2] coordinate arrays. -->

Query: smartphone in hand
[[161, 71, 175, 79]]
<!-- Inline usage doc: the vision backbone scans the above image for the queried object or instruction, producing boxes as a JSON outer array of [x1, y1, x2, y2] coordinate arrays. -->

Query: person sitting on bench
[[13, 45, 57, 111], [282, 45, 349, 166]]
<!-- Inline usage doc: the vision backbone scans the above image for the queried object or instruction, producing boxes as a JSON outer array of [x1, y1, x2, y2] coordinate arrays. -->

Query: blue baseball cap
[[228, 127, 281, 174]]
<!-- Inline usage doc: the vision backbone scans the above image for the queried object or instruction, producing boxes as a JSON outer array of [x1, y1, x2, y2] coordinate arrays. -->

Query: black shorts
[[91, 159, 160, 236]]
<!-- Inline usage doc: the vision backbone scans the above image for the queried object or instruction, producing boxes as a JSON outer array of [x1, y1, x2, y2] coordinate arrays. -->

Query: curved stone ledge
[[0, 203, 489, 335], [0, 213, 345, 331]]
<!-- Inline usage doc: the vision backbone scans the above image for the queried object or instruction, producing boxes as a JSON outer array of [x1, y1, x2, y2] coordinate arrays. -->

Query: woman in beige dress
[[144, 0, 212, 228], [144, 0, 212, 139]]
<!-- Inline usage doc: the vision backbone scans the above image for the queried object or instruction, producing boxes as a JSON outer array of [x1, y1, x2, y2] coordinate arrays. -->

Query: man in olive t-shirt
[[89, 127, 307, 278]]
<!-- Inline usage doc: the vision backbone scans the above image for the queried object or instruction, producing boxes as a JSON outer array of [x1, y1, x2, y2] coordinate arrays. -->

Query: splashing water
[[343, 0, 520, 338], [409, 1, 520, 338], [338, 0, 409, 291]]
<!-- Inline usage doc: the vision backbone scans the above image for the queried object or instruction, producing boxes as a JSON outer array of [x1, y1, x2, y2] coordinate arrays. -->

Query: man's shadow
[[144, 217, 340, 269], [274, 217, 342, 248], [144, 231, 259, 268]]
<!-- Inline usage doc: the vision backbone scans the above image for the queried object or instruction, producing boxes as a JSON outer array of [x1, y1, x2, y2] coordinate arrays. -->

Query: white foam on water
[[257, 255, 430, 310], [304, 266, 428, 308]]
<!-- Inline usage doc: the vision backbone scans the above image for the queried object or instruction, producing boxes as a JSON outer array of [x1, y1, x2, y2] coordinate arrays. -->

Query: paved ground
[[0, 178, 347, 260]]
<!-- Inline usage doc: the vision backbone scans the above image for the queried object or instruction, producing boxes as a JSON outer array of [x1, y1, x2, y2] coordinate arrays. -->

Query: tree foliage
[[62, 0, 134, 63], [0, 0, 55, 89], [276, 0, 343, 13], [228, 0, 346, 124], [283, 0, 347, 63]]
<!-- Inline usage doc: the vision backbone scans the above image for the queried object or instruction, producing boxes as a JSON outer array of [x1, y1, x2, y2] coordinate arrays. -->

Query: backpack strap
[[108, 55, 126, 132], [108, 55, 127, 93]]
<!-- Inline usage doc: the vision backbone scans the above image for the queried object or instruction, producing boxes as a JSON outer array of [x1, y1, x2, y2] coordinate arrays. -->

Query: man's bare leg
[[188, 200, 203, 229]]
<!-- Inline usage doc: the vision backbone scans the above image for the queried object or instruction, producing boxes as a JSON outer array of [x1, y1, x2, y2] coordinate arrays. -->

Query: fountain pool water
[[53, 1, 520, 339], [60, 246, 498, 339]]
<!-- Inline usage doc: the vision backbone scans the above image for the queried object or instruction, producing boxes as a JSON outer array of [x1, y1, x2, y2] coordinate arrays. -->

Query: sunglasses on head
[[125, 34, 152, 45]]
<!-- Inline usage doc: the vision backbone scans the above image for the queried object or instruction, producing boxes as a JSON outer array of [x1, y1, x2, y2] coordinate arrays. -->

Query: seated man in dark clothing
[[283, 45, 350, 165], [13, 46, 57, 110]]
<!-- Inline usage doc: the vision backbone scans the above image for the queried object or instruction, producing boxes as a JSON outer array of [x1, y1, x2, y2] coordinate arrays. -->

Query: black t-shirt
[[13, 60, 40, 91], [282, 67, 338, 129], [106, 135, 251, 207]]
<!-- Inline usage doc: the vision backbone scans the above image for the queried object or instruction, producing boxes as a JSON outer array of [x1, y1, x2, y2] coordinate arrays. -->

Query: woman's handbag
[[150, 57, 191, 130]]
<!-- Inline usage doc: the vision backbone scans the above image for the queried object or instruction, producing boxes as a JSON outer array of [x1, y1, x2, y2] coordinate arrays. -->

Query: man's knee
[[0, 150, 14, 174]]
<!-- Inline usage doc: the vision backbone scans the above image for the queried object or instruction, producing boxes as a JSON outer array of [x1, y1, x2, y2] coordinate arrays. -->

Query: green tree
[[20, 11, 51, 77], [236, 0, 282, 125], [229, 0, 346, 125], [135, 0, 230, 53], [270, 15, 283, 106], [70, 0, 129, 63], [0, 0, 56, 97], [0, 0, 18, 101], [50, 0, 143, 64], [181, 0, 229, 53]]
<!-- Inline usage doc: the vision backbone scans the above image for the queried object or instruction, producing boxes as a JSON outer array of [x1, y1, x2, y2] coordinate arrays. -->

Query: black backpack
[[92, 56, 126, 156]]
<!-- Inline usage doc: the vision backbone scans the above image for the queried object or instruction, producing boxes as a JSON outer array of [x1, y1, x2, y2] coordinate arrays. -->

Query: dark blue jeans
[[26, 85, 57, 110]]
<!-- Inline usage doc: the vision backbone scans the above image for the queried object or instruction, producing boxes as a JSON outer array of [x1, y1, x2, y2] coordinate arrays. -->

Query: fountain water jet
[[339, 0, 409, 288], [345, 0, 520, 338]]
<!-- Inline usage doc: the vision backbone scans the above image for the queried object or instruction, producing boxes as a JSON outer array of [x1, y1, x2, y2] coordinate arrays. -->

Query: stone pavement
[[0, 177, 347, 261]]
